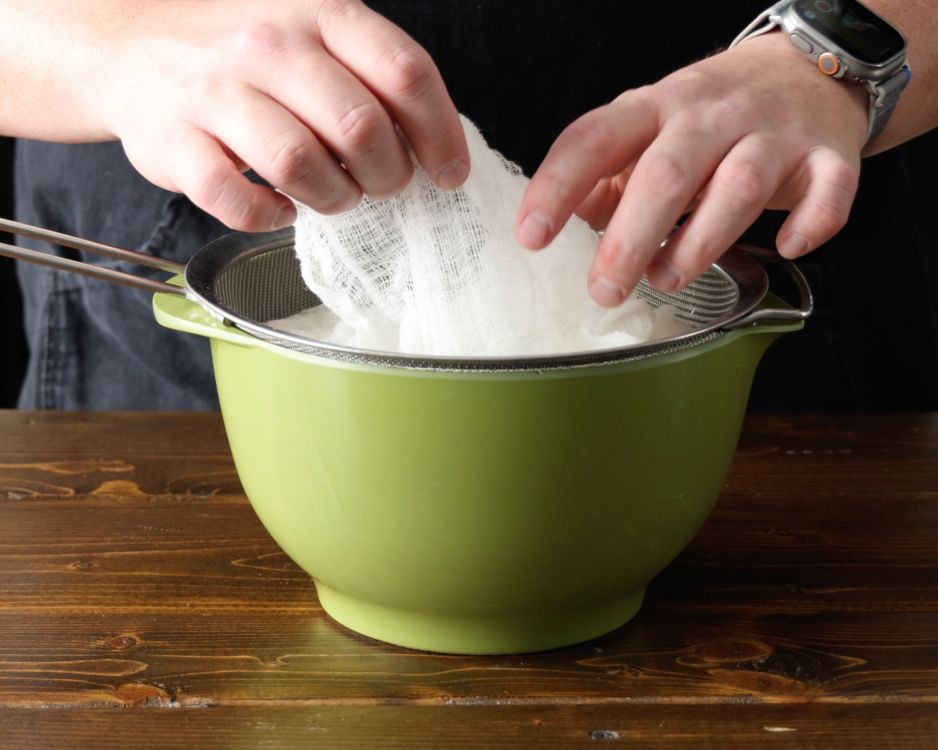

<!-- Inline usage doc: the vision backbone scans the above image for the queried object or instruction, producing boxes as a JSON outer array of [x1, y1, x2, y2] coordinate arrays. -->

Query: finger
[[587, 121, 737, 306], [649, 135, 785, 291], [776, 148, 859, 259], [164, 126, 294, 232], [316, 0, 469, 188], [516, 99, 657, 249], [203, 87, 361, 214], [258, 43, 413, 198]]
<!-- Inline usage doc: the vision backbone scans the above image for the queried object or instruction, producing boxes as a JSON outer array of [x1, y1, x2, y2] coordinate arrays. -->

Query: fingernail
[[272, 203, 296, 230], [589, 275, 626, 307], [436, 158, 468, 189], [517, 211, 552, 249], [778, 233, 809, 259], [649, 259, 681, 292]]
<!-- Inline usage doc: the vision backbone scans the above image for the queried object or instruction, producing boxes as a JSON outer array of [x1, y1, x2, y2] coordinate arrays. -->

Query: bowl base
[[315, 583, 646, 655]]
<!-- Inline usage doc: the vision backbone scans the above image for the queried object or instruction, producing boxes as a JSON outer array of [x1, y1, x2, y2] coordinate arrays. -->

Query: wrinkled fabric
[[15, 141, 224, 409]]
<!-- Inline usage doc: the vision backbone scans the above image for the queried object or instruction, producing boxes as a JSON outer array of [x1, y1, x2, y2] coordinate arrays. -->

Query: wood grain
[[2, 704, 937, 750], [1, 411, 937, 747]]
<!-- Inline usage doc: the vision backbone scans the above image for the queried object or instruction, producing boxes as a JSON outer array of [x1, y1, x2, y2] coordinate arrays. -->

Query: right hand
[[515, 33, 866, 306], [96, 0, 469, 231]]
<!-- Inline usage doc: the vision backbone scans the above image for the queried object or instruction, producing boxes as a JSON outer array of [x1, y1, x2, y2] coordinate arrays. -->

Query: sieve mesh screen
[[202, 239, 747, 372]]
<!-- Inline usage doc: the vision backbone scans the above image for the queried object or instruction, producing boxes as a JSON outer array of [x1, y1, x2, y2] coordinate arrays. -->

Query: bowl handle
[[723, 244, 814, 330], [152, 281, 259, 348]]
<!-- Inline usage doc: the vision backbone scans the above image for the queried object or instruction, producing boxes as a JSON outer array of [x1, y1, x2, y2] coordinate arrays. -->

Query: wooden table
[[0, 411, 936, 748]]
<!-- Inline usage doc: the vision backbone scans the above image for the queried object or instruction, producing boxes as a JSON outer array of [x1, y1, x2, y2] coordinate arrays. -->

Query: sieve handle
[[723, 244, 814, 330], [0, 217, 187, 296]]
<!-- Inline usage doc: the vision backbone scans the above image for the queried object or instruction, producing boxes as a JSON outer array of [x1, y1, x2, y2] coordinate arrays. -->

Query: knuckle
[[334, 100, 388, 155], [315, 188, 363, 215], [191, 165, 234, 212], [181, 67, 229, 103], [825, 159, 860, 195], [223, 200, 266, 231], [315, 0, 359, 31], [806, 156, 859, 236], [672, 68, 709, 92], [383, 46, 436, 100], [641, 152, 688, 203], [365, 162, 414, 199], [619, 86, 659, 117], [229, 21, 290, 59], [673, 245, 717, 279], [528, 166, 576, 212], [227, 200, 270, 232], [425, 121, 468, 159], [698, 99, 742, 134], [809, 198, 850, 236], [195, 168, 262, 230], [559, 110, 617, 161], [597, 240, 643, 280], [267, 138, 318, 186], [716, 160, 771, 210], [677, 70, 732, 104]]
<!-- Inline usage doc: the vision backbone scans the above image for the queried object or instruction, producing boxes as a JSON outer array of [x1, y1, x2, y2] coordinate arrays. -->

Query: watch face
[[793, 0, 905, 64]]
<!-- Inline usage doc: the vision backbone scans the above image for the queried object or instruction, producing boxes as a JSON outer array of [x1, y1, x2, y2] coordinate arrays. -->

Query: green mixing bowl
[[151, 236, 807, 654], [0, 218, 808, 654]]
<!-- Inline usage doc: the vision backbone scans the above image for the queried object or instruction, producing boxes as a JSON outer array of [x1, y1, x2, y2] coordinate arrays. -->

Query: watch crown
[[817, 51, 843, 77]]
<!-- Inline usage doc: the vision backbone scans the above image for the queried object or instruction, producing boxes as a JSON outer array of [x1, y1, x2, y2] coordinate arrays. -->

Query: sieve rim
[[185, 229, 775, 372]]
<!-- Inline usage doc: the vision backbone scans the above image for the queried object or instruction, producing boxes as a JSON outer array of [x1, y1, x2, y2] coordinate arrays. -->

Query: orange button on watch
[[817, 51, 841, 77]]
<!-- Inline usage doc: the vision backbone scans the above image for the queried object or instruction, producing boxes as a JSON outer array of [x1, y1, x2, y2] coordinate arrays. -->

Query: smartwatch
[[730, 0, 911, 147]]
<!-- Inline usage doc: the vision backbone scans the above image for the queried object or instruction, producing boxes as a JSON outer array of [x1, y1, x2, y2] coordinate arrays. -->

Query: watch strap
[[866, 65, 911, 146], [730, 1, 788, 47]]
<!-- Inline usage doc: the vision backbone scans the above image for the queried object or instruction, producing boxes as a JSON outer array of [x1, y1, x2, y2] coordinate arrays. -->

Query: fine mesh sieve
[[185, 230, 811, 371], [0, 221, 812, 371]]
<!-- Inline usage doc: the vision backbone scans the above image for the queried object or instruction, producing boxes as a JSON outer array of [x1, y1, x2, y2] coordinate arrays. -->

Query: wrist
[[728, 32, 869, 152], [729, 1, 913, 156]]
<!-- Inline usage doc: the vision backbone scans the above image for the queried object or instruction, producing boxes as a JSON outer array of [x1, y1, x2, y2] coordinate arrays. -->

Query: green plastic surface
[[153, 288, 800, 653]]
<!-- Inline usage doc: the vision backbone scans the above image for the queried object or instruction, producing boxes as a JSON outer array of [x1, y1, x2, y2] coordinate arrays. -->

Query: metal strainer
[[0, 218, 812, 371]]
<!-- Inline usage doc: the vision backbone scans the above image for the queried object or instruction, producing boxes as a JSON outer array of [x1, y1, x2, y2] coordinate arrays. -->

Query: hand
[[515, 33, 869, 306], [97, 0, 468, 231]]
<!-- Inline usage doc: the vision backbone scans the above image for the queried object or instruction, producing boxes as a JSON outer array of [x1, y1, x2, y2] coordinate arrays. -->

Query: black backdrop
[[0, 137, 27, 407]]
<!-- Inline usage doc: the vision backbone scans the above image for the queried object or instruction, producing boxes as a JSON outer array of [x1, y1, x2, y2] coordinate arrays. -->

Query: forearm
[[0, 0, 131, 140], [0, 0, 469, 232], [863, 0, 938, 154]]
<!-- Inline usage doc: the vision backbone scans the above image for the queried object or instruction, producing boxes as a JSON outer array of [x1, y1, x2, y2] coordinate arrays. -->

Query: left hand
[[515, 33, 869, 306]]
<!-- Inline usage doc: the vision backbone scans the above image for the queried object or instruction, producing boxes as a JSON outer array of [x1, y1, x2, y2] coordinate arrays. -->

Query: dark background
[[1, 0, 936, 410], [0, 137, 26, 407]]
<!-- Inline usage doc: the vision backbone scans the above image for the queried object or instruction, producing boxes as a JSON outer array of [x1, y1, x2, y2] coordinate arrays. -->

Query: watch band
[[866, 64, 911, 145], [729, 2, 910, 147], [730, 1, 788, 48]]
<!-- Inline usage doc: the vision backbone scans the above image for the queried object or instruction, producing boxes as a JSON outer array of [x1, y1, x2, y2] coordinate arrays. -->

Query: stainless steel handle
[[723, 243, 814, 330], [0, 217, 187, 296]]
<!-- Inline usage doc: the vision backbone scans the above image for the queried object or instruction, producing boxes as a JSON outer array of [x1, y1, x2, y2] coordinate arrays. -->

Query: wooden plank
[[1, 411, 936, 713], [2, 412, 937, 500], [0, 411, 241, 498], [1, 704, 937, 750], [1, 609, 937, 706], [2, 490, 937, 612]]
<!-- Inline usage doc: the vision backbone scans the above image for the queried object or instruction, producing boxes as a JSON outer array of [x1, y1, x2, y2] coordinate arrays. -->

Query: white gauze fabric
[[274, 116, 687, 356]]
